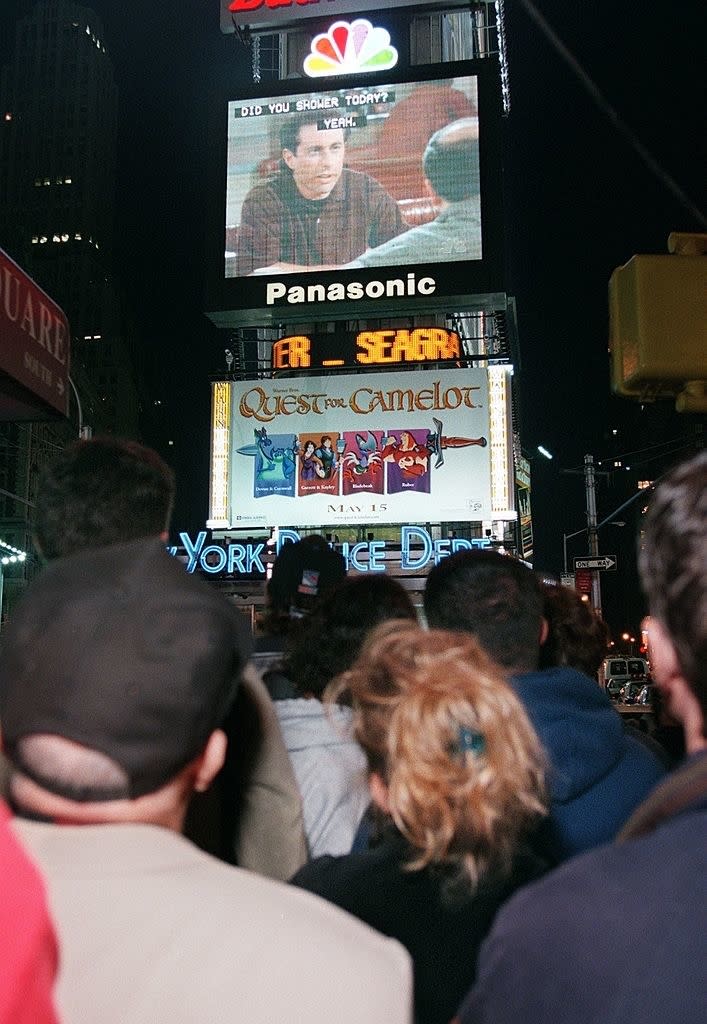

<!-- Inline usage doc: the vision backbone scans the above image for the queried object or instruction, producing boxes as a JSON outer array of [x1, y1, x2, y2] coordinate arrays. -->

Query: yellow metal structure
[[609, 233, 707, 412]]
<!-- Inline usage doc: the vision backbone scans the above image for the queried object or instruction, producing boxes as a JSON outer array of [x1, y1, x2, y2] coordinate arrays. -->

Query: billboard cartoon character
[[315, 435, 339, 480], [300, 439, 325, 481], [381, 429, 431, 493], [297, 435, 342, 497], [237, 427, 297, 498], [342, 431, 384, 495]]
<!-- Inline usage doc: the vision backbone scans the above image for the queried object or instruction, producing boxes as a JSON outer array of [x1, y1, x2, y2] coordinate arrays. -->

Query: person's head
[[33, 436, 175, 560], [638, 451, 707, 746], [0, 537, 250, 829], [424, 550, 546, 673], [264, 534, 347, 632], [280, 114, 346, 201], [303, 440, 315, 457], [321, 435, 332, 450], [422, 117, 480, 203], [329, 622, 547, 888], [539, 583, 610, 678], [284, 574, 417, 698]]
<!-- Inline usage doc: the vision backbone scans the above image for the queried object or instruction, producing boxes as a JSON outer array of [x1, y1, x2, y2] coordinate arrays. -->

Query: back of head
[[539, 583, 610, 678], [422, 117, 479, 202], [424, 550, 545, 672], [265, 535, 346, 630], [638, 450, 707, 717], [285, 574, 417, 697], [332, 621, 547, 888], [0, 537, 249, 802], [34, 436, 175, 560]]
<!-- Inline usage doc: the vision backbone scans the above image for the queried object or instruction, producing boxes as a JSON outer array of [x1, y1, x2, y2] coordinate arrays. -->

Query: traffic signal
[[609, 233, 706, 412]]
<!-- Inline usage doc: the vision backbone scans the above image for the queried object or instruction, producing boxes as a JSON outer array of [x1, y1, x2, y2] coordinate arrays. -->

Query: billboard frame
[[205, 58, 505, 327], [208, 365, 515, 530]]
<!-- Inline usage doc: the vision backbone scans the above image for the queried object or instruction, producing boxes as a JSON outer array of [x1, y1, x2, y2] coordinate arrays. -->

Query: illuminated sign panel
[[0, 247, 70, 419], [221, 0, 464, 33], [173, 526, 498, 575], [209, 367, 516, 529], [272, 327, 462, 370], [206, 60, 504, 327], [304, 20, 398, 77]]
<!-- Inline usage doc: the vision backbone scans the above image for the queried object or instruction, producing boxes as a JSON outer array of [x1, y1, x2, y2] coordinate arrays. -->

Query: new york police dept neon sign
[[172, 525, 494, 575]]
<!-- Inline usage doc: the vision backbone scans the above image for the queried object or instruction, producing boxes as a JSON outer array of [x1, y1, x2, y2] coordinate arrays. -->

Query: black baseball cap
[[0, 537, 251, 798]]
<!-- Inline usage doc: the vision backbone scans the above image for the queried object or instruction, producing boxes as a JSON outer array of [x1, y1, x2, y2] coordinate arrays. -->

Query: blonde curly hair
[[327, 621, 548, 889]]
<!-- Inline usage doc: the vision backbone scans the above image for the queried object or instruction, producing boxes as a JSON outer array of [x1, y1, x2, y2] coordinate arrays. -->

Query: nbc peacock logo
[[303, 19, 398, 78]]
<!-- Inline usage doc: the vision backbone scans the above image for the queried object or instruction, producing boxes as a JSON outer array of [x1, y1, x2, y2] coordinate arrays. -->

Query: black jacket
[[292, 826, 546, 1024]]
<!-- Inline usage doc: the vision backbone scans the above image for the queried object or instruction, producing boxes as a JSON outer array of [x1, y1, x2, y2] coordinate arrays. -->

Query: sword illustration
[[425, 417, 487, 469]]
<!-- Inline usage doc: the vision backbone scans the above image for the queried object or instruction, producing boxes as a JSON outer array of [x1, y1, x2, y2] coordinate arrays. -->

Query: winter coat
[[512, 666, 665, 858]]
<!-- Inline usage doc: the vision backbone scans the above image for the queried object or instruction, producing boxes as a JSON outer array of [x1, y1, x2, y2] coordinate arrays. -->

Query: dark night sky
[[1, 0, 704, 635]]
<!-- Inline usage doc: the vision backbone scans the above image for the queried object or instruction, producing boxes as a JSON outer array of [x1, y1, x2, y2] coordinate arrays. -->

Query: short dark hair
[[280, 113, 348, 157], [422, 117, 480, 202], [34, 437, 175, 560], [638, 451, 707, 716], [424, 550, 545, 672], [284, 574, 417, 698], [538, 583, 610, 678]]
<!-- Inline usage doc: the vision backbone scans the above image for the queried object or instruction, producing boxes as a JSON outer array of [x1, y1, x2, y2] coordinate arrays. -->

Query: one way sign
[[574, 555, 617, 571]]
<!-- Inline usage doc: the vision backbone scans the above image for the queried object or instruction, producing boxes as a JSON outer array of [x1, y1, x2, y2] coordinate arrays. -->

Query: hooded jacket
[[275, 700, 370, 859], [512, 666, 665, 858], [457, 751, 707, 1024]]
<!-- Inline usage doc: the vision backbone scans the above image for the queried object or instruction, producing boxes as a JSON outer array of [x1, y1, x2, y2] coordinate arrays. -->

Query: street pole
[[584, 454, 602, 618], [563, 527, 588, 573]]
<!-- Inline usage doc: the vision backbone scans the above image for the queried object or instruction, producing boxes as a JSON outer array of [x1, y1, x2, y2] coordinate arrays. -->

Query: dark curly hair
[[33, 437, 174, 560], [283, 574, 417, 699], [539, 583, 610, 678]]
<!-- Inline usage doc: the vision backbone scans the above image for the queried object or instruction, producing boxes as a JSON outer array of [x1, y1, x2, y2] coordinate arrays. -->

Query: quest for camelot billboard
[[216, 368, 500, 529]]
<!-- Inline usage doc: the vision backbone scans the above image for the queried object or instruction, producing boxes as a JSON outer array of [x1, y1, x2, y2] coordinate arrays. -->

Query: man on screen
[[348, 118, 482, 268], [235, 113, 404, 276]]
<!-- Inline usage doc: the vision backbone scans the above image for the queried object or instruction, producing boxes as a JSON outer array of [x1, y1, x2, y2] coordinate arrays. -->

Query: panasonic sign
[[265, 273, 436, 307]]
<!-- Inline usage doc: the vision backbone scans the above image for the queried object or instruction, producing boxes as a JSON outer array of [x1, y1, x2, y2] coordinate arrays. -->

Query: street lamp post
[[562, 453, 659, 618], [564, 520, 627, 574], [563, 528, 587, 574]]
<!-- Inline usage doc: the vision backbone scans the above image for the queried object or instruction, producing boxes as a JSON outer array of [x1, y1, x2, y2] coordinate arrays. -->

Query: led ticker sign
[[222, 0, 462, 32], [272, 327, 462, 371]]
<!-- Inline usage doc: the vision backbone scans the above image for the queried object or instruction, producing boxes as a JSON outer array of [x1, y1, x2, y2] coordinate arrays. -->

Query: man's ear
[[422, 176, 435, 200], [282, 148, 295, 171], [368, 771, 390, 815], [644, 615, 705, 750], [193, 729, 227, 794], [644, 615, 680, 687], [539, 617, 550, 647]]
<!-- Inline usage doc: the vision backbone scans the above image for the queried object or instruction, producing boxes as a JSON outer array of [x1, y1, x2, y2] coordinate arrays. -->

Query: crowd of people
[[0, 437, 704, 1023]]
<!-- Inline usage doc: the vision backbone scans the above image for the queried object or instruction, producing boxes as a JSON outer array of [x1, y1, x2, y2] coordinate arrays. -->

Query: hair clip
[[456, 726, 485, 756]]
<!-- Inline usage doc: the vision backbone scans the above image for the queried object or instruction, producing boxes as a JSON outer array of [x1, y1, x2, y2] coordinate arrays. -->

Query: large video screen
[[226, 74, 481, 276], [208, 60, 503, 326]]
